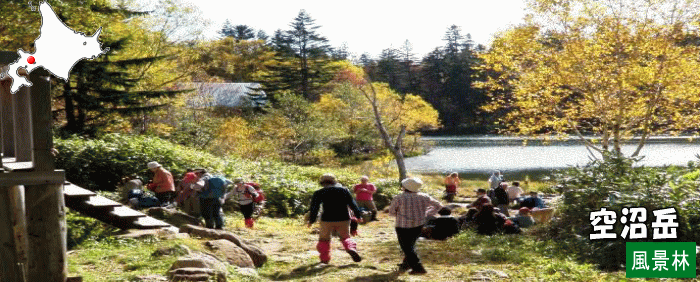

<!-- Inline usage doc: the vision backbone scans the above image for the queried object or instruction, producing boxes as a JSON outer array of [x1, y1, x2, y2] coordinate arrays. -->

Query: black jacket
[[308, 184, 362, 224]]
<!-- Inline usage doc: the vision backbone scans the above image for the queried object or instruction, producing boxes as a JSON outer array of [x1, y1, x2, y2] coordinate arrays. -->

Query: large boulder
[[180, 224, 268, 267], [168, 252, 227, 282], [206, 239, 255, 268], [147, 207, 202, 227]]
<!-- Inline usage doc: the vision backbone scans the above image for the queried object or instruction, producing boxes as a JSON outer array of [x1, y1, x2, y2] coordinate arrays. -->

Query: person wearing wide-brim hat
[[307, 173, 364, 264], [146, 161, 176, 205], [388, 177, 443, 275]]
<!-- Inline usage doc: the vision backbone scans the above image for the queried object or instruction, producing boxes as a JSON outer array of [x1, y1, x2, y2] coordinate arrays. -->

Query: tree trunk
[[62, 81, 76, 133], [362, 82, 408, 182]]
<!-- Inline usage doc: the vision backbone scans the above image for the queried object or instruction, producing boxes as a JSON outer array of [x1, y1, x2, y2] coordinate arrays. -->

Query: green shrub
[[545, 155, 700, 270], [55, 134, 403, 217]]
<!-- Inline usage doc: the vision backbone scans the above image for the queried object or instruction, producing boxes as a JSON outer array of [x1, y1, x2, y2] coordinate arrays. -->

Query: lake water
[[404, 136, 700, 181]]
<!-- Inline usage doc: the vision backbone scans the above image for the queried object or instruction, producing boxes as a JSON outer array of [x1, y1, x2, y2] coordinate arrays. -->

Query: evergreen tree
[[266, 10, 334, 101], [233, 24, 255, 41], [256, 30, 269, 42], [219, 19, 235, 37], [419, 25, 487, 133]]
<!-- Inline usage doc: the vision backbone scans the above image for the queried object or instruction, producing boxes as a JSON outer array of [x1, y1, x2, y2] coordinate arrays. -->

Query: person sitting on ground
[[458, 208, 480, 230], [507, 181, 524, 205], [389, 177, 443, 275], [443, 172, 460, 203], [467, 188, 491, 211], [494, 182, 510, 217], [353, 175, 378, 221], [521, 191, 546, 209], [146, 161, 176, 206], [120, 174, 143, 202], [422, 207, 460, 240], [521, 191, 554, 223], [473, 204, 508, 235], [509, 207, 535, 228], [307, 174, 364, 264]]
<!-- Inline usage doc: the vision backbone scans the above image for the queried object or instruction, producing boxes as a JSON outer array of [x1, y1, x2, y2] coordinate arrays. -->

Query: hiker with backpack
[[231, 178, 259, 229], [195, 169, 231, 230], [307, 173, 364, 264]]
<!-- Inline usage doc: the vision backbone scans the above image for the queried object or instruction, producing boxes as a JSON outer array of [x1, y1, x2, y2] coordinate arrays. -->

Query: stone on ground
[[206, 239, 255, 268]]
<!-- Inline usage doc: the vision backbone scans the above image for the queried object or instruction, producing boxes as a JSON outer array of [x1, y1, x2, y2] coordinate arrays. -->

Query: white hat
[[147, 161, 161, 170], [401, 177, 423, 192]]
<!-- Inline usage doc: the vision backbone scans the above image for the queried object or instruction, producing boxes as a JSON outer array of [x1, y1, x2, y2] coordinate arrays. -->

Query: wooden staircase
[[63, 182, 172, 230]]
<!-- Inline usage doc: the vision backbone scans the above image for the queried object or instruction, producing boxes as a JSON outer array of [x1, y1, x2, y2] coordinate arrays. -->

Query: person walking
[[443, 172, 461, 202], [195, 169, 231, 229], [307, 173, 364, 264], [353, 176, 378, 221], [146, 161, 176, 205], [231, 178, 259, 229], [389, 177, 443, 275]]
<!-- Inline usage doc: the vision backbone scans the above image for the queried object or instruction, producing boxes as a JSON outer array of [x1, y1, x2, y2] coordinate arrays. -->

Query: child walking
[[389, 177, 444, 275]]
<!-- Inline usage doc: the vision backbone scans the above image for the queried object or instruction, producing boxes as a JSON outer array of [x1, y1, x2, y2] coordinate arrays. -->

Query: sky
[[191, 0, 527, 59]]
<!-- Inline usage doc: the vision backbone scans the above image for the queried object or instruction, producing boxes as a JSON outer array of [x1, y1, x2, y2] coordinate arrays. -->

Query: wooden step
[[63, 183, 96, 198], [83, 196, 121, 209], [109, 206, 146, 219], [132, 217, 171, 229]]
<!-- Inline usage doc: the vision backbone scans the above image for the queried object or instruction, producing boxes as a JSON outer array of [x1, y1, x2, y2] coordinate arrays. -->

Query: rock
[[206, 239, 255, 268], [133, 275, 168, 281], [180, 224, 268, 267], [234, 266, 259, 277], [469, 276, 492, 281], [147, 207, 202, 227], [152, 244, 191, 257], [169, 252, 227, 282]]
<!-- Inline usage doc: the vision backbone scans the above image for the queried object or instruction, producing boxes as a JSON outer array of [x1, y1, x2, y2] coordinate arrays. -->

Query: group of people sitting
[[119, 162, 265, 230]]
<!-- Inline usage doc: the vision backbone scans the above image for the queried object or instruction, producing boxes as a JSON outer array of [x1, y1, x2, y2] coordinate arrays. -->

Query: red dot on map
[[27, 56, 36, 64]]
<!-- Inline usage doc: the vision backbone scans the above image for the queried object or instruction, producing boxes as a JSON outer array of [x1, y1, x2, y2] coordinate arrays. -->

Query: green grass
[[68, 210, 699, 281]]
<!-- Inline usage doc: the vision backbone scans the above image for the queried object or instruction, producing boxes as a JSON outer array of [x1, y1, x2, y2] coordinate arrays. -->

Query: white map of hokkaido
[[1, 1, 107, 94]]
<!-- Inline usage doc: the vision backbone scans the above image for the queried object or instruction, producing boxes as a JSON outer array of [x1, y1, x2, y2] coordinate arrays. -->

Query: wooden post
[[0, 188, 21, 281], [0, 52, 21, 282], [13, 86, 32, 162], [25, 68, 67, 282], [0, 51, 17, 158]]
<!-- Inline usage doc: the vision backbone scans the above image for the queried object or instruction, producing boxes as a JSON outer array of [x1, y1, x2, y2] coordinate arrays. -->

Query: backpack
[[201, 176, 227, 199], [245, 182, 265, 203]]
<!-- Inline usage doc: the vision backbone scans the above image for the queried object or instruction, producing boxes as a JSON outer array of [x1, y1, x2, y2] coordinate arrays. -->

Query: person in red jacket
[[146, 161, 176, 205], [353, 176, 378, 221]]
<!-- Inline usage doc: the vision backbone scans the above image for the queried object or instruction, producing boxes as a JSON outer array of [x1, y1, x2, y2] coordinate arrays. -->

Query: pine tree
[[233, 25, 255, 41], [219, 19, 235, 37], [266, 10, 334, 101]]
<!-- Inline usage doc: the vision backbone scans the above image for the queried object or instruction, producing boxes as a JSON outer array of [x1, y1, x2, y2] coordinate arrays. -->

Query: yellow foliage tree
[[318, 63, 440, 180], [477, 0, 700, 158]]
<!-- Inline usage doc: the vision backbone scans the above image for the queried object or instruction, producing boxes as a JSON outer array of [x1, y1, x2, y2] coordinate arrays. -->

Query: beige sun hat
[[401, 177, 423, 192], [147, 161, 161, 170]]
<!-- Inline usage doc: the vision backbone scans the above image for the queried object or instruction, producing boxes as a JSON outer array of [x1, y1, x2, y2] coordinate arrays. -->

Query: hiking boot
[[397, 263, 411, 272], [409, 264, 427, 275], [346, 250, 362, 262]]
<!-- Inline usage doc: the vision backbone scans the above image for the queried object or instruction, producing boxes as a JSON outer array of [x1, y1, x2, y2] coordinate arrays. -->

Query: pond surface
[[404, 136, 700, 181]]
